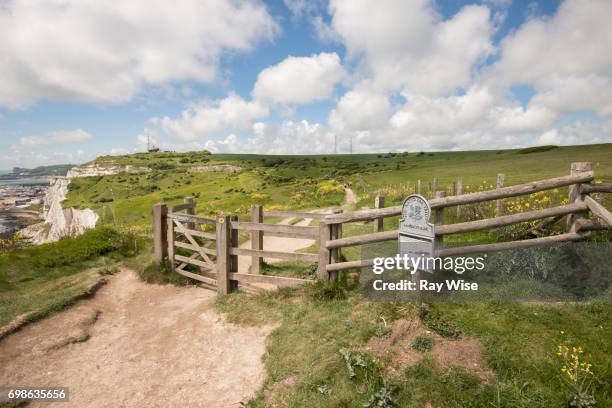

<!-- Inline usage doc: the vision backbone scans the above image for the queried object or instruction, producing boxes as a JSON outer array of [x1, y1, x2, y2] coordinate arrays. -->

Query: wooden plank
[[575, 218, 609, 231], [434, 191, 445, 253], [170, 202, 195, 212], [251, 205, 263, 274], [216, 215, 231, 295], [167, 211, 175, 269], [326, 230, 397, 249], [584, 195, 612, 225], [168, 212, 216, 224], [228, 272, 311, 288], [496, 173, 505, 216], [175, 268, 217, 286], [229, 247, 318, 262], [175, 228, 216, 240], [324, 172, 595, 224], [175, 254, 215, 270], [230, 221, 319, 237], [567, 162, 592, 230], [318, 222, 332, 280], [581, 182, 612, 193], [436, 232, 589, 257], [263, 210, 329, 220], [326, 258, 375, 273], [174, 240, 217, 256], [262, 230, 319, 239], [436, 202, 587, 235], [153, 203, 168, 262], [374, 195, 385, 232]]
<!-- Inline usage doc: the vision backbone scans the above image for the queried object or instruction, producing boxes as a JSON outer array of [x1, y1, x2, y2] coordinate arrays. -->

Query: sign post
[[399, 195, 435, 303]]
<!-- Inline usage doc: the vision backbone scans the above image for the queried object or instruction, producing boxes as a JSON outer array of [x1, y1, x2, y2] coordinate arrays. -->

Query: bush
[[0, 227, 136, 274]]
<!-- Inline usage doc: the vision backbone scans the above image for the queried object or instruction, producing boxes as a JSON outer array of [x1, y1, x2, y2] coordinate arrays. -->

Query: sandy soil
[[0, 269, 274, 407], [238, 217, 315, 274]]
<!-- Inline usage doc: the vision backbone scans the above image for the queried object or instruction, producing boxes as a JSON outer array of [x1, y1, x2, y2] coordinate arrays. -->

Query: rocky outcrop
[[22, 178, 98, 244], [67, 164, 151, 178], [188, 164, 242, 173]]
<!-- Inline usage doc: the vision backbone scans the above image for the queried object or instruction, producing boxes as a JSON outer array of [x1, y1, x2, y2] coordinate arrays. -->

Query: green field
[[64, 144, 612, 231]]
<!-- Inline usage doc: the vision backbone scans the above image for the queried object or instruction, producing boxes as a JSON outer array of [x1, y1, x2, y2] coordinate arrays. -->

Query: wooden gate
[[167, 211, 219, 288]]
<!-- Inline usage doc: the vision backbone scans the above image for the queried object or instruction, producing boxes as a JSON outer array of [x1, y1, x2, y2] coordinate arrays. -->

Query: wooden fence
[[318, 162, 611, 279], [153, 162, 612, 293]]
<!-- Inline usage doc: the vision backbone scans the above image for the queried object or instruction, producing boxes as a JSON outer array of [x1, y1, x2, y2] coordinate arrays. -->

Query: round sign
[[401, 195, 431, 224]]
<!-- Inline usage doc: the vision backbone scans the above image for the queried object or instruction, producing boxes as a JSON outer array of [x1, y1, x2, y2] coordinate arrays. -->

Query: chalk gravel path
[[0, 269, 274, 407]]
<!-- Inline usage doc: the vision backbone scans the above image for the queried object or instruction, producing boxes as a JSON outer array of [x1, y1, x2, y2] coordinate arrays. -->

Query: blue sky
[[0, 0, 610, 168]]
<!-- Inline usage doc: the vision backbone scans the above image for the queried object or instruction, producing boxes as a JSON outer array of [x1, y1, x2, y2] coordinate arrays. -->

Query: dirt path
[[343, 185, 358, 210], [0, 269, 274, 407], [238, 217, 314, 273]]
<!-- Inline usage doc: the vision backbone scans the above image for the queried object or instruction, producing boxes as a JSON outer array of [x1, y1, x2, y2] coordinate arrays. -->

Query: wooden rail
[[263, 209, 332, 220], [320, 162, 609, 276], [324, 172, 595, 224], [230, 221, 318, 238]]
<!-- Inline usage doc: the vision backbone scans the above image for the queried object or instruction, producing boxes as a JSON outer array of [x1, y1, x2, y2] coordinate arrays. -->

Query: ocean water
[[0, 178, 50, 186]]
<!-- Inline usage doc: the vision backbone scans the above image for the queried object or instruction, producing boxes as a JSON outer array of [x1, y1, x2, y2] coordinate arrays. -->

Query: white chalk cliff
[[23, 178, 99, 244], [67, 164, 150, 178]]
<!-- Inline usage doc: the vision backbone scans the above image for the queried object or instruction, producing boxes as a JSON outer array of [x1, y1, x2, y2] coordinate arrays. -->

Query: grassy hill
[[64, 143, 612, 232]]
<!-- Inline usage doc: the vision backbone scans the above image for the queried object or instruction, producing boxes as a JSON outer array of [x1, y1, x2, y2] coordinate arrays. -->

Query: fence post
[[251, 204, 263, 274], [184, 196, 195, 230], [433, 177, 439, 194], [329, 209, 343, 282], [434, 191, 446, 253], [153, 203, 168, 263], [456, 178, 463, 218], [216, 215, 231, 295], [167, 214, 175, 271], [451, 181, 456, 196], [417, 180, 421, 195], [496, 174, 505, 216], [229, 215, 239, 291], [567, 162, 593, 231], [318, 221, 332, 281], [374, 195, 385, 232]]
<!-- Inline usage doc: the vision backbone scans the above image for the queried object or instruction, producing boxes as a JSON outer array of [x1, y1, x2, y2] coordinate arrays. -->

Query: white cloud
[[204, 120, 333, 154], [329, 85, 391, 132], [0, 0, 278, 108], [491, 105, 556, 133], [252, 52, 346, 104], [494, 0, 612, 85], [329, 0, 494, 96], [537, 121, 612, 146], [157, 94, 269, 140], [20, 129, 93, 146]]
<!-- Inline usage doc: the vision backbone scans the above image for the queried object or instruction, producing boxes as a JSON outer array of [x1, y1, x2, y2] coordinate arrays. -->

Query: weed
[[364, 383, 397, 408], [305, 280, 347, 301], [411, 335, 434, 352]]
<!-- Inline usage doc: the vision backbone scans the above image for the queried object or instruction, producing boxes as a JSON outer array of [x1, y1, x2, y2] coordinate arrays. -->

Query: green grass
[[0, 227, 140, 329], [216, 283, 611, 407]]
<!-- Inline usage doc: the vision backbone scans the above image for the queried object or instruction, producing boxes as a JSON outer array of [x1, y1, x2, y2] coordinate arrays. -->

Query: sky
[[0, 0, 611, 168]]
